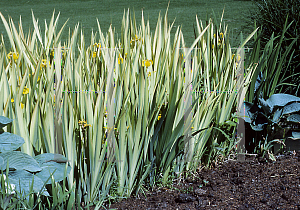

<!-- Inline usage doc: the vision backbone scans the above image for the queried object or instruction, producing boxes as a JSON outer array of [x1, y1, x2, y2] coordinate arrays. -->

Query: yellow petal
[[145, 60, 150, 67], [220, 32, 224, 39], [158, 114, 161, 120], [11, 99, 14, 102], [118, 57, 123, 64], [84, 124, 92, 128], [7, 52, 12, 59], [41, 59, 47, 68], [23, 87, 29, 95], [21, 103, 24, 109], [13, 53, 19, 61]]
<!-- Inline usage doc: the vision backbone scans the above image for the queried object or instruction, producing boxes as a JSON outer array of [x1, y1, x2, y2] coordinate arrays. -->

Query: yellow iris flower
[[83, 124, 92, 128], [92, 52, 97, 58], [118, 55, 123, 64], [142, 59, 153, 68], [78, 119, 92, 128], [130, 35, 141, 45], [23, 87, 29, 95], [7, 52, 19, 61], [41, 59, 50, 68], [94, 43, 101, 48], [158, 114, 162, 121], [220, 32, 224, 39]]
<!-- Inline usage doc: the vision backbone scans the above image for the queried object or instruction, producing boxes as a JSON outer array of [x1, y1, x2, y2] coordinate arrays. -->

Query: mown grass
[[0, 0, 255, 48]]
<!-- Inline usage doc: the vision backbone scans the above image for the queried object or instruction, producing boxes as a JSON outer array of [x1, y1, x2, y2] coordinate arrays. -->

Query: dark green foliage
[[248, 0, 300, 96], [237, 73, 300, 157]]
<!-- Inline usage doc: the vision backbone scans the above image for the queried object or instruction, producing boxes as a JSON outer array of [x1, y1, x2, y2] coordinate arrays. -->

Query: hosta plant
[[236, 72, 300, 161], [0, 115, 71, 199]]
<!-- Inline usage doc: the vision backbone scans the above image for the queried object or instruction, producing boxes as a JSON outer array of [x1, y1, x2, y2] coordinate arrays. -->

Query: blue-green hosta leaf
[[0, 132, 25, 152], [250, 123, 265, 131], [266, 94, 300, 110], [0, 116, 14, 129], [34, 153, 69, 164], [34, 153, 71, 184], [6, 170, 49, 197], [290, 131, 300, 140], [282, 102, 300, 115], [272, 108, 283, 123], [35, 163, 71, 185], [259, 97, 272, 114], [238, 102, 254, 123], [0, 151, 42, 172], [287, 114, 300, 123], [0, 156, 3, 168]]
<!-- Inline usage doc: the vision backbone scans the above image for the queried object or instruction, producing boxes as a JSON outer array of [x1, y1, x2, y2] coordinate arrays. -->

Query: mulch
[[98, 150, 300, 210]]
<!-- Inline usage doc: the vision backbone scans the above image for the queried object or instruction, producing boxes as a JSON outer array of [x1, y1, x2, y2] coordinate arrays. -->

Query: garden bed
[[99, 150, 300, 209]]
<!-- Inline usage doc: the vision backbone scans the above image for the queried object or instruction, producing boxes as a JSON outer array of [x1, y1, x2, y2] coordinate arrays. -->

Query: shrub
[[248, 0, 300, 96]]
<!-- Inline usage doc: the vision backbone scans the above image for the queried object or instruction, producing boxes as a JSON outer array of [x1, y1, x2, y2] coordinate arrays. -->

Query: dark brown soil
[[98, 150, 300, 210]]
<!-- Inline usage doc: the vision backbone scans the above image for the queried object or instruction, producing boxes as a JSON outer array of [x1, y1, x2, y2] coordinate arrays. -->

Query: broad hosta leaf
[[272, 108, 283, 123], [0, 132, 25, 152], [0, 151, 42, 172], [0, 156, 3, 168], [238, 102, 254, 123], [34, 153, 71, 184], [35, 162, 71, 185], [7, 170, 49, 197], [282, 102, 300, 115], [34, 153, 69, 164], [0, 116, 14, 129], [259, 97, 273, 114], [266, 94, 300, 110], [250, 123, 265, 131], [290, 131, 300, 140], [287, 114, 300, 123]]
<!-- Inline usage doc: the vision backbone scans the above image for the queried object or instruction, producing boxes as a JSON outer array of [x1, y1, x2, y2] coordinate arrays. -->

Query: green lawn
[[0, 0, 255, 48]]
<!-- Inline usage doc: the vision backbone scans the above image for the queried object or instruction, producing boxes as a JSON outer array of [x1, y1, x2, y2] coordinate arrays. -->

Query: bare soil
[[99, 150, 300, 210]]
